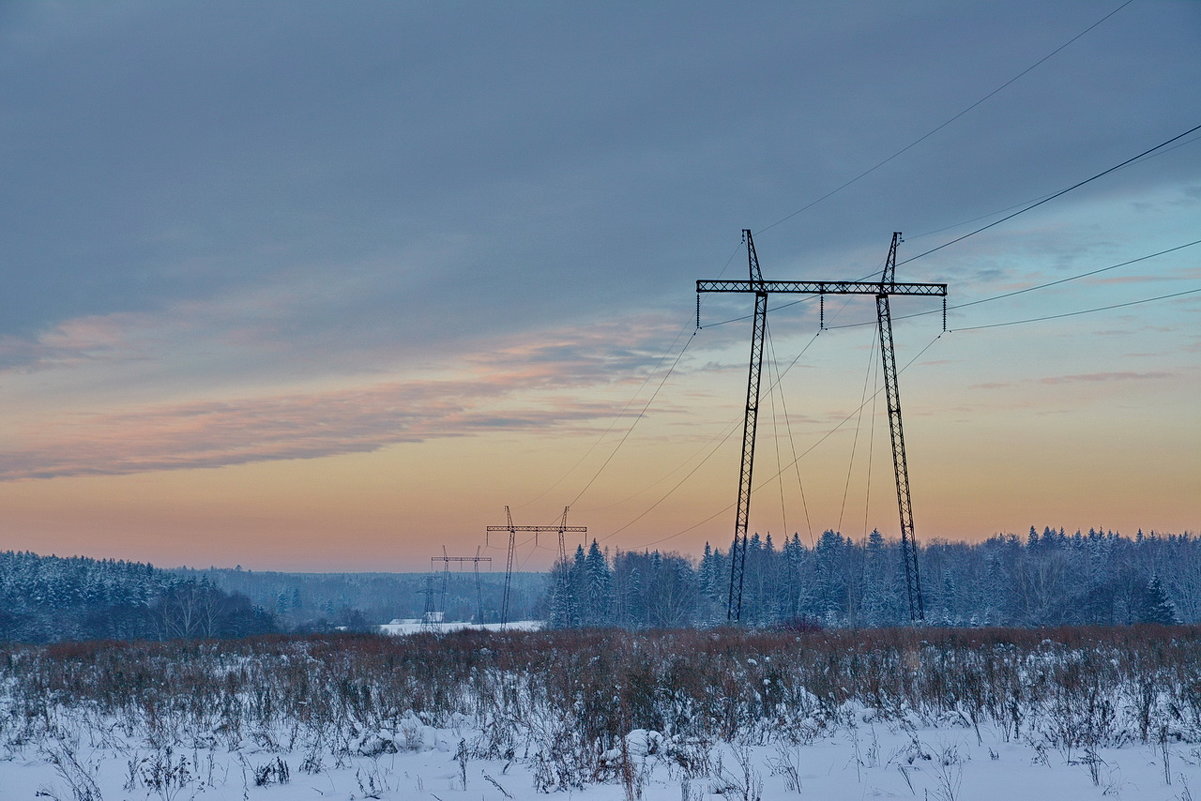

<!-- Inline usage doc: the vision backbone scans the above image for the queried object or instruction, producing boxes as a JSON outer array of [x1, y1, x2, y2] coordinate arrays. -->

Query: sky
[[1, 0, 1198, 571]]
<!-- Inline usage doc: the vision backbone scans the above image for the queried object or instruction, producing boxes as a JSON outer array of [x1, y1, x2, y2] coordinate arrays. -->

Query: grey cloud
[[3, 0, 1198, 348]]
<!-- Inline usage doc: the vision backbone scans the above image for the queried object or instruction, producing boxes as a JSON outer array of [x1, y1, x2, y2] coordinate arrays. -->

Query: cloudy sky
[[1, 0, 1198, 570]]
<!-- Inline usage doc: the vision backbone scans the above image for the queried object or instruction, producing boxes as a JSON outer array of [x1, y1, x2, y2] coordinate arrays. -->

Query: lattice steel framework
[[725, 231, 767, 622], [876, 232, 925, 621], [486, 506, 587, 626], [697, 231, 944, 622], [419, 574, 439, 629], [430, 547, 493, 623]]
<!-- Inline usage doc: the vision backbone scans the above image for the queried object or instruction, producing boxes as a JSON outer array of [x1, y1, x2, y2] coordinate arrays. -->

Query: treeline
[[6, 526, 1195, 643], [182, 567, 547, 629], [0, 550, 549, 644], [547, 527, 1197, 628], [0, 551, 276, 643]]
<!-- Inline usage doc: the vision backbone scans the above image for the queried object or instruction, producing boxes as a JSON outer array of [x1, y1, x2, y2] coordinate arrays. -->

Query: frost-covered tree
[[539, 528, 1199, 629], [0, 551, 277, 643], [582, 540, 614, 627], [546, 557, 576, 629], [1139, 575, 1180, 624]]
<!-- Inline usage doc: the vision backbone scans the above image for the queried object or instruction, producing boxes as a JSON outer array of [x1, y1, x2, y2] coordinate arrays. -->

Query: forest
[[178, 565, 548, 629], [0, 551, 276, 643], [546, 527, 1195, 629], [0, 526, 1194, 645]]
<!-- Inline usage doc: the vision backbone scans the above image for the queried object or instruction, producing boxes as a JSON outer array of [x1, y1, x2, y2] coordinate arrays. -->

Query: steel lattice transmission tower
[[419, 574, 439, 629], [697, 230, 945, 623], [430, 547, 493, 623], [486, 506, 586, 626]]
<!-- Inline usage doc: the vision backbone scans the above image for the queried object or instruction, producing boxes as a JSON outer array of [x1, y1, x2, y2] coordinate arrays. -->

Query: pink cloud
[[0, 300, 694, 481], [1036, 371, 1172, 385], [0, 309, 193, 373], [1088, 273, 1200, 286], [971, 371, 1173, 390], [0, 376, 640, 481], [0, 313, 691, 481]]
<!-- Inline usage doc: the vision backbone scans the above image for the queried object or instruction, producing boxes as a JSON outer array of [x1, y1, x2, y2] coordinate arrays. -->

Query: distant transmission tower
[[419, 574, 439, 630], [486, 506, 586, 626], [430, 547, 493, 623], [697, 230, 945, 623]]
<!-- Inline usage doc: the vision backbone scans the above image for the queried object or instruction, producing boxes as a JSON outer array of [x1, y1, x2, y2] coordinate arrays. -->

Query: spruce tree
[[1140, 575, 1180, 625], [583, 540, 613, 626]]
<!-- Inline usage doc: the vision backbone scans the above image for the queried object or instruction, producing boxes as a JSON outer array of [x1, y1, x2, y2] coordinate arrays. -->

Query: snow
[[378, 619, 544, 635], [3, 628, 1199, 800], [3, 702, 1197, 799]]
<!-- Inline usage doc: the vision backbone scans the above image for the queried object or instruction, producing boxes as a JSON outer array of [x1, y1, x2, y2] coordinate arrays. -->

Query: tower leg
[[877, 234, 925, 623], [474, 554, 484, 624], [501, 530, 515, 628], [728, 230, 767, 623], [727, 533, 742, 621]]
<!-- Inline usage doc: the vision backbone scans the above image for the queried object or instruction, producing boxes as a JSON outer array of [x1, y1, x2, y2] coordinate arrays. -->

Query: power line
[[525, 239, 745, 513], [907, 127, 1194, 241], [765, 325, 815, 546], [837, 324, 879, 535], [898, 123, 1201, 266], [568, 329, 697, 507], [599, 329, 826, 543], [946, 239, 1201, 308], [756, 0, 1136, 236], [861, 331, 881, 544], [702, 280, 868, 329], [597, 416, 742, 543], [715, 158, 1200, 333], [949, 287, 1201, 332], [765, 322, 789, 540], [578, 413, 741, 513], [640, 271, 1197, 549], [906, 133, 1201, 243], [515, 314, 695, 509], [824, 238, 1201, 330], [907, 192, 1057, 240], [701, 295, 816, 329], [630, 334, 944, 549]]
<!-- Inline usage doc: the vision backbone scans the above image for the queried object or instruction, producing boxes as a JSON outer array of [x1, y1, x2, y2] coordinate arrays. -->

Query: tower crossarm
[[485, 525, 587, 534], [697, 279, 945, 296]]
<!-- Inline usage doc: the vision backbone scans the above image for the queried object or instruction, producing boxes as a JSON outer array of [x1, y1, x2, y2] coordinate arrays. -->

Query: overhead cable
[[949, 287, 1201, 332], [515, 314, 695, 509], [567, 329, 696, 507], [629, 334, 943, 549], [756, 0, 1136, 236], [599, 329, 825, 542], [898, 123, 1201, 266], [823, 238, 1201, 330]]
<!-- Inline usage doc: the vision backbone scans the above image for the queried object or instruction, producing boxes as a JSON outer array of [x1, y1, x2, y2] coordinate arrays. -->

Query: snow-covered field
[[378, 619, 544, 635], [5, 708, 1198, 800], [1, 628, 1198, 800]]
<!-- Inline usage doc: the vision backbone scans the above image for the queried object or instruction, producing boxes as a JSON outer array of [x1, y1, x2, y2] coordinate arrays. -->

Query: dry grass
[[2, 625, 1199, 786]]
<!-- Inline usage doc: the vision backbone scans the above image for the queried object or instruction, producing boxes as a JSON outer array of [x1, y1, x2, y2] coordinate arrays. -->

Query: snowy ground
[[3, 628, 1199, 800], [378, 619, 544, 635], [4, 706, 1197, 800]]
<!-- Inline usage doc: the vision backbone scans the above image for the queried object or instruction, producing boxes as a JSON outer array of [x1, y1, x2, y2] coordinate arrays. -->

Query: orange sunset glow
[[0, 2, 1197, 572]]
